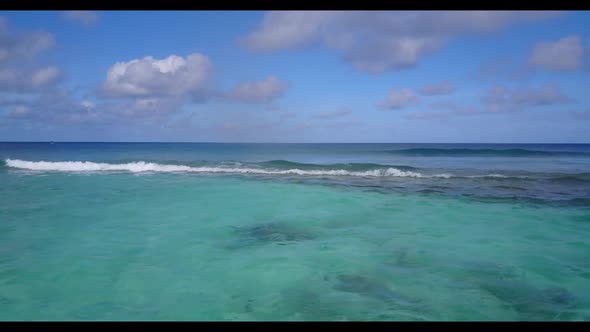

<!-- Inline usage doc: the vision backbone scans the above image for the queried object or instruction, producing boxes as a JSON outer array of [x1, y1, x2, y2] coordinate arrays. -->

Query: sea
[[1, 142, 589, 321]]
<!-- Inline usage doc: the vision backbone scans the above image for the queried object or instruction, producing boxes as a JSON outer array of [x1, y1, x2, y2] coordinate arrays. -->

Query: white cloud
[[380, 88, 419, 110], [0, 18, 94, 125], [0, 16, 55, 65], [31, 66, 61, 87], [242, 11, 561, 73], [0, 17, 60, 93], [99, 55, 287, 116], [0, 67, 61, 92], [100, 54, 213, 99], [81, 100, 96, 109], [116, 97, 187, 117], [529, 36, 583, 71], [3, 88, 110, 125], [418, 81, 455, 96], [62, 11, 99, 26], [481, 84, 570, 112], [225, 75, 286, 103], [409, 84, 571, 120]]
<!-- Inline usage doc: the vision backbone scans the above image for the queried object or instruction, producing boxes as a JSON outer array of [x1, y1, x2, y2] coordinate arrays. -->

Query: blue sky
[[0, 10, 589, 142]]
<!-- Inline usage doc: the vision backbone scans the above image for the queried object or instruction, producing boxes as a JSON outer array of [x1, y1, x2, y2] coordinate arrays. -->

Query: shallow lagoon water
[[1, 143, 589, 320]]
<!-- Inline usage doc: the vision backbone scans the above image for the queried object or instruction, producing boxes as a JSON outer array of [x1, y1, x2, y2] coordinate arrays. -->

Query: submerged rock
[[541, 287, 577, 307], [279, 286, 349, 321], [461, 261, 521, 281], [479, 279, 578, 320], [333, 274, 424, 310], [231, 222, 316, 246], [390, 247, 427, 269]]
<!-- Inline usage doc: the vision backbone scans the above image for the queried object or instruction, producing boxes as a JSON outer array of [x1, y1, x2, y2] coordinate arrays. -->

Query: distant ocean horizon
[[3, 141, 590, 144], [1, 142, 589, 320]]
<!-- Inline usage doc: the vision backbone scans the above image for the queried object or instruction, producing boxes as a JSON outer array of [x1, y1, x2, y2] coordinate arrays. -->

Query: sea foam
[[5, 159, 435, 177]]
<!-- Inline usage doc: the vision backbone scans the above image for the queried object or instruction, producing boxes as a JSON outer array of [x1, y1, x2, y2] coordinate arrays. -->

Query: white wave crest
[[466, 174, 530, 179], [4, 159, 436, 178]]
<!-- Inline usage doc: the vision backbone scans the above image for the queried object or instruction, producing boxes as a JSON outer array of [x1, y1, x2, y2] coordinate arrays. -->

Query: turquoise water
[[1, 143, 590, 320]]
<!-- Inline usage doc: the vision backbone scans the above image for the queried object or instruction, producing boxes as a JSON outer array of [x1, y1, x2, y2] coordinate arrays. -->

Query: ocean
[[1, 142, 589, 321]]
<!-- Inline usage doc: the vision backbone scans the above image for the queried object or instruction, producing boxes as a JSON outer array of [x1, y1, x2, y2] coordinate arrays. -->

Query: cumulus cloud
[[0, 17, 101, 127], [379, 88, 419, 110], [61, 11, 99, 26], [225, 75, 286, 103], [529, 35, 583, 71], [0, 16, 63, 114], [0, 18, 61, 95], [0, 66, 62, 92], [242, 11, 561, 73], [481, 84, 570, 112], [418, 81, 455, 96], [314, 107, 352, 119], [0, 17, 55, 65], [31, 66, 61, 87], [98, 55, 287, 116], [100, 54, 213, 99], [3, 88, 106, 124]]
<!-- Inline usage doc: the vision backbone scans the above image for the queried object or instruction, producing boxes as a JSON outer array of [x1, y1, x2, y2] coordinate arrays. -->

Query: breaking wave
[[6, 159, 586, 183], [4, 159, 438, 178]]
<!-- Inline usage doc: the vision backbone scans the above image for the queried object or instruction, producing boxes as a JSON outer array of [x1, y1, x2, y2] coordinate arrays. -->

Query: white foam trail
[[466, 174, 530, 179], [5, 159, 437, 178]]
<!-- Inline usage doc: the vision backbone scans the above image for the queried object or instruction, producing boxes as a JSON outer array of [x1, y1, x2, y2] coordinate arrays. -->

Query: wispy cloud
[[417, 81, 455, 96], [62, 11, 99, 26], [0, 17, 60, 93], [474, 56, 533, 82], [482, 84, 571, 112], [379, 88, 419, 110], [408, 83, 572, 120], [225, 75, 287, 103], [529, 35, 583, 71], [242, 11, 561, 74]]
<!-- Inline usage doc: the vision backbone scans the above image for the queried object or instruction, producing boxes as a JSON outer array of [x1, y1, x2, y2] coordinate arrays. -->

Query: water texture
[[1, 143, 589, 320]]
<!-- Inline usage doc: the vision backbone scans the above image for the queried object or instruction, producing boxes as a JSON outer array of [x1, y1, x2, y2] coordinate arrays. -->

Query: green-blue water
[[1, 143, 589, 320]]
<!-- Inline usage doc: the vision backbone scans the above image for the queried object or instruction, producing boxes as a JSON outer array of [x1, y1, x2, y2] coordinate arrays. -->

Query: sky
[[0, 10, 589, 143]]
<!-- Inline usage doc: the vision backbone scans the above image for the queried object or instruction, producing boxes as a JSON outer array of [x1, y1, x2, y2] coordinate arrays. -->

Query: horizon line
[[1, 141, 589, 144]]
